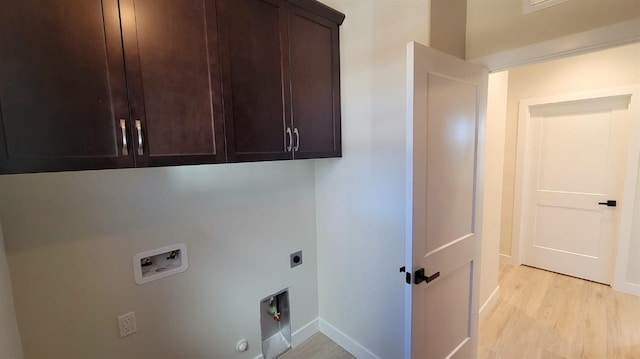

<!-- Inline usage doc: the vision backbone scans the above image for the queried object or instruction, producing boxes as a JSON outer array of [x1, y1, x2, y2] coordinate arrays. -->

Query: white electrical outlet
[[117, 312, 137, 338]]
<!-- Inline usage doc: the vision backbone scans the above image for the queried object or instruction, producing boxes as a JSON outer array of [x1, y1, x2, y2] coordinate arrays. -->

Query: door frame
[[510, 86, 640, 295]]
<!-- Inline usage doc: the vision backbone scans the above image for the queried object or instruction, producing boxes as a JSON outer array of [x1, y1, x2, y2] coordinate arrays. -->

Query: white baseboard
[[613, 281, 640, 297], [253, 318, 320, 359], [319, 319, 381, 359], [479, 286, 500, 321], [291, 318, 319, 347]]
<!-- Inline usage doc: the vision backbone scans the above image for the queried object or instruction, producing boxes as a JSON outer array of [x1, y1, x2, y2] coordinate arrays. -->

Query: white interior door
[[521, 95, 633, 284], [405, 42, 487, 359]]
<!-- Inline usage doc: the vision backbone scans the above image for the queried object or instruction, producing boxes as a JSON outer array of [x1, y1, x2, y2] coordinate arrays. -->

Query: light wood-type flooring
[[284, 264, 640, 358], [283, 333, 354, 359], [479, 264, 640, 359]]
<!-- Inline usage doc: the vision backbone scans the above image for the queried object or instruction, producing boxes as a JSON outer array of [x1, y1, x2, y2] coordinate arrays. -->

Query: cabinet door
[[120, 0, 226, 167], [289, 5, 342, 159], [0, 0, 132, 174], [217, 0, 292, 162]]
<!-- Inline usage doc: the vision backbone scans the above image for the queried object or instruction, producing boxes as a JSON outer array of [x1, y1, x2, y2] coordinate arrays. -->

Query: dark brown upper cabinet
[[0, 0, 344, 174], [218, 0, 344, 162], [217, 0, 293, 162], [288, 3, 342, 159], [0, 0, 132, 174], [119, 0, 226, 167]]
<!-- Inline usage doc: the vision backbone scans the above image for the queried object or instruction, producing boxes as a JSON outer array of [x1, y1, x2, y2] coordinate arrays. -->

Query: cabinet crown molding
[[287, 0, 345, 25]]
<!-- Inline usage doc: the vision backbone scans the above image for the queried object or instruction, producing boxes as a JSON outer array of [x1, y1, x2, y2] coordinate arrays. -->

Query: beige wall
[[629, 162, 640, 284], [431, 0, 466, 59], [314, 0, 430, 358], [466, 0, 640, 59], [0, 162, 319, 359], [0, 220, 23, 359], [500, 43, 640, 265], [480, 71, 508, 311]]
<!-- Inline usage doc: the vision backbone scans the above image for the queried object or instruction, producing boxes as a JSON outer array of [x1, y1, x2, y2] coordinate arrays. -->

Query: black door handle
[[598, 200, 617, 207], [414, 268, 440, 285]]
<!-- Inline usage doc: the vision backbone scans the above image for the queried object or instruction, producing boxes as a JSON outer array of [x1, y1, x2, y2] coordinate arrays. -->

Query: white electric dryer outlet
[[118, 312, 137, 338]]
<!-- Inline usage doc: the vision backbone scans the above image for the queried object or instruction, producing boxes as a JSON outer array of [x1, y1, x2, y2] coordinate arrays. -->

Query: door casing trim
[[468, 18, 640, 73]]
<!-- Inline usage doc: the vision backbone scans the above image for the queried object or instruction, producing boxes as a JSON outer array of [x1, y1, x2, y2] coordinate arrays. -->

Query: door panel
[[538, 112, 610, 193], [534, 205, 602, 256], [0, 0, 132, 173], [218, 0, 291, 162], [120, 0, 226, 167], [407, 42, 487, 359], [424, 262, 472, 359], [288, 5, 341, 159], [522, 96, 632, 284], [425, 74, 477, 253]]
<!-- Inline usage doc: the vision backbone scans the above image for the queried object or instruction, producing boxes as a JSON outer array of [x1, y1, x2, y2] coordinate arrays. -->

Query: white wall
[[0, 162, 319, 359], [314, 1, 430, 358], [466, 0, 640, 59], [500, 43, 640, 258], [0, 220, 23, 359], [479, 71, 508, 313]]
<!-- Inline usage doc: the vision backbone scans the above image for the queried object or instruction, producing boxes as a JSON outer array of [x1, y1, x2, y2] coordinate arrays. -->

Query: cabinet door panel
[[289, 5, 341, 159], [218, 0, 292, 162], [121, 0, 226, 167], [0, 0, 132, 173]]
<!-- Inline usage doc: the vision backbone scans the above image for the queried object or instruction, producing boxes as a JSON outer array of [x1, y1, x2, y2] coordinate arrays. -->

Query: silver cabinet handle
[[120, 119, 129, 156], [135, 120, 144, 155], [286, 127, 292, 152], [293, 128, 300, 152]]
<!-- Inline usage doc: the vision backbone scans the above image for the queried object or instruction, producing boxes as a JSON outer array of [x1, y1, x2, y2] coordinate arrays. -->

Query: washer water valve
[[267, 298, 280, 321]]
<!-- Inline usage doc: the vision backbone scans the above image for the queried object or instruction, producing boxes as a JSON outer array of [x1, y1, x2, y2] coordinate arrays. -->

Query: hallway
[[479, 264, 640, 358]]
